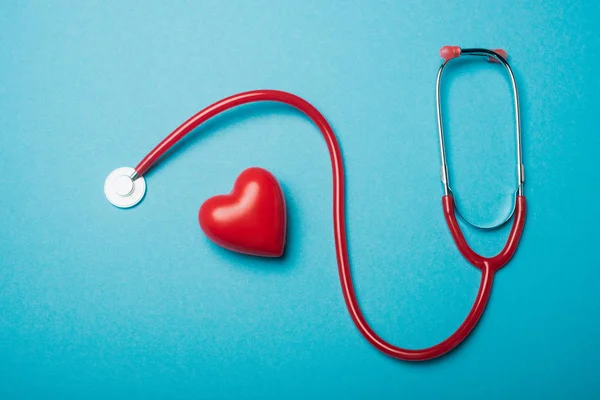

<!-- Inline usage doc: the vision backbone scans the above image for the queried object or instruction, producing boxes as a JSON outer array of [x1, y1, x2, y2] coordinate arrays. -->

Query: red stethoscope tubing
[[135, 90, 526, 361]]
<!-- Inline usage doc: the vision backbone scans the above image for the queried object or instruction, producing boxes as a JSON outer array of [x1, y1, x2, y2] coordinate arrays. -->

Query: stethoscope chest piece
[[104, 167, 146, 208]]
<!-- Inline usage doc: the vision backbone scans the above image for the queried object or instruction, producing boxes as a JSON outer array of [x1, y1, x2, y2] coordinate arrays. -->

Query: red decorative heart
[[199, 167, 287, 257]]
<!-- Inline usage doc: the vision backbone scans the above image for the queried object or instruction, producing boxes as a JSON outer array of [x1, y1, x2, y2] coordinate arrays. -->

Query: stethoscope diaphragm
[[104, 167, 146, 208]]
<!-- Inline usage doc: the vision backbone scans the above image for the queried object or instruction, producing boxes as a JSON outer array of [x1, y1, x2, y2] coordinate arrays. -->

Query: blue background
[[1, 1, 599, 398]]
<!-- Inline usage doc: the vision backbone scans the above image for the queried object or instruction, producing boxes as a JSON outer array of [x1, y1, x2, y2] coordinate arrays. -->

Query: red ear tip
[[440, 46, 461, 61], [489, 49, 508, 63]]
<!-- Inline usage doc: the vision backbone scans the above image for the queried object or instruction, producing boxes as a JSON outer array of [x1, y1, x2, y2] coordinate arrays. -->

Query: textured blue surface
[[1, 1, 599, 398]]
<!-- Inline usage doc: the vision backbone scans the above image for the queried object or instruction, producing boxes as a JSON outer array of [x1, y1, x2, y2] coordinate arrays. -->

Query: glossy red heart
[[198, 167, 287, 257]]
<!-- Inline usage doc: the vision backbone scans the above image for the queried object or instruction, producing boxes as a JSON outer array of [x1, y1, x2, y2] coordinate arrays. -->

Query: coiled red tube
[[135, 90, 498, 361]]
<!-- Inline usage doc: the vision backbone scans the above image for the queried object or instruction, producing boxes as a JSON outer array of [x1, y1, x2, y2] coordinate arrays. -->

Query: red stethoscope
[[104, 46, 526, 361]]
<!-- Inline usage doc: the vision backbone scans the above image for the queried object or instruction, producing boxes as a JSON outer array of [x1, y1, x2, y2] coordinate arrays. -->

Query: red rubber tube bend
[[135, 90, 508, 361], [442, 195, 527, 272]]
